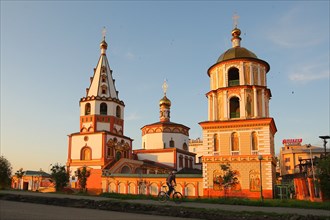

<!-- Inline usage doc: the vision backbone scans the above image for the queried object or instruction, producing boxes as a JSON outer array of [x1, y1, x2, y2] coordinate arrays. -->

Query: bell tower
[[199, 17, 277, 199]]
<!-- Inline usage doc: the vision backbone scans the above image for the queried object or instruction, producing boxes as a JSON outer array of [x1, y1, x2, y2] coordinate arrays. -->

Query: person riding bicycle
[[166, 170, 177, 196]]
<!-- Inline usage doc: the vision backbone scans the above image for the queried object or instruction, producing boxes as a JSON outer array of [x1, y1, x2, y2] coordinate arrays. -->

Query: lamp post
[[319, 136, 330, 159], [306, 144, 317, 197], [258, 155, 264, 202]]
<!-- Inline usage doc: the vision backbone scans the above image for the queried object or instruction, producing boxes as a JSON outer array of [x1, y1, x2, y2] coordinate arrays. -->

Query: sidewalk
[[1, 190, 329, 217]]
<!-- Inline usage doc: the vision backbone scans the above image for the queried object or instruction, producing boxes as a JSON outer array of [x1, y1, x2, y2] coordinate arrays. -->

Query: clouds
[[289, 61, 329, 83], [267, 5, 328, 49]]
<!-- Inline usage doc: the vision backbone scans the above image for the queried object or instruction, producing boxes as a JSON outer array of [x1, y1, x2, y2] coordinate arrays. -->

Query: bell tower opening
[[230, 97, 240, 118], [228, 67, 239, 87]]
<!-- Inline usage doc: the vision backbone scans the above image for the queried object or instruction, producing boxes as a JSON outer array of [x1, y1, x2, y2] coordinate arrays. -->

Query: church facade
[[67, 22, 277, 199]]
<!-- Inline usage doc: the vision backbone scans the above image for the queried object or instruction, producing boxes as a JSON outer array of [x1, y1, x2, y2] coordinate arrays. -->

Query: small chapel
[[67, 17, 277, 199]]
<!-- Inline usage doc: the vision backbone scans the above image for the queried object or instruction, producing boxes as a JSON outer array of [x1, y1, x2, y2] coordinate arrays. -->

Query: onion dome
[[159, 95, 171, 107], [217, 27, 258, 63]]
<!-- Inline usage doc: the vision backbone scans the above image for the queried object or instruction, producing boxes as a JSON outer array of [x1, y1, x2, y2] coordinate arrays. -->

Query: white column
[[216, 68, 219, 89], [250, 64, 254, 85], [208, 94, 212, 120], [240, 62, 245, 85], [223, 66, 226, 87], [258, 64, 261, 85], [223, 90, 228, 119], [213, 93, 217, 120], [240, 88, 245, 118], [261, 89, 265, 117], [253, 88, 258, 117]]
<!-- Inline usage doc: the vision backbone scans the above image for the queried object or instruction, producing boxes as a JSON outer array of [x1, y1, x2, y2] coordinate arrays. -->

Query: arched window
[[189, 158, 193, 168], [184, 156, 188, 168], [228, 67, 239, 86], [251, 131, 258, 154], [169, 139, 175, 148], [230, 97, 240, 118], [213, 134, 219, 152], [116, 106, 121, 118], [183, 143, 188, 151], [85, 103, 91, 115], [231, 132, 239, 155], [100, 103, 107, 115], [179, 155, 183, 168], [101, 85, 107, 95], [81, 147, 91, 160]]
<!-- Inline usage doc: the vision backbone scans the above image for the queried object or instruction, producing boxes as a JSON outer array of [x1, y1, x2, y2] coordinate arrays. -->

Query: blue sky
[[1, 1, 329, 173]]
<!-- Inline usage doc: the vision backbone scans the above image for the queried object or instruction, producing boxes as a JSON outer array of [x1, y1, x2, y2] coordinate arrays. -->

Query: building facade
[[199, 25, 277, 199]]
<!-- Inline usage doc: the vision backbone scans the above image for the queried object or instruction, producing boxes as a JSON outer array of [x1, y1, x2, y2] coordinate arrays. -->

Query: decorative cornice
[[199, 118, 277, 134], [202, 154, 276, 165], [80, 95, 125, 106]]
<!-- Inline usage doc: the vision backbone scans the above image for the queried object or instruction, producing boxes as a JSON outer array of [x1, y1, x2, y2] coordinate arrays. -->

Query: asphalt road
[[1, 190, 330, 218], [0, 200, 199, 220]]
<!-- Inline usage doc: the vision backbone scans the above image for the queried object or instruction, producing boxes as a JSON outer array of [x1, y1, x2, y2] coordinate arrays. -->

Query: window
[[183, 143, 188, 151], [228, 67, 240, 86], [101, 75, 106, 83], [169, 139, 175, 148], [85, 103, 91, 115], [251, 132, 258, 154], [213, 134, 219, 152], [285, 158, 290, 162], [179, 156, 183, 168], [184, 157, 188, 168], [231, 132, 239, 155], [230, 97, 240, 118], [116, 106, 121, 118], [101, 86, 107, 95], [81, 147, 91, 160], [100, 103, 107, 115]]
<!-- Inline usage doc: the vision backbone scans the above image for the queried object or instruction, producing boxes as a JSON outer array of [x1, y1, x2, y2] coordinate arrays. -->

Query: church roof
[[86, 37, 120, 100], [141, 121, 190, 130], [217, 47, 257, 63], [209, 26, 270, 73]]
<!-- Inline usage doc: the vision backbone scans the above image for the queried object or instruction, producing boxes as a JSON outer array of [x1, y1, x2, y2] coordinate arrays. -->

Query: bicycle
[[158, 185, 183, 204]]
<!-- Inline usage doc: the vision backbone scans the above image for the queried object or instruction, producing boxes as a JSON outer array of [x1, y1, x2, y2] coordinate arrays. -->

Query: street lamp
[[319, 136, 330, 159], [306, 144, 317, 197], [258, 155, 264, 202]]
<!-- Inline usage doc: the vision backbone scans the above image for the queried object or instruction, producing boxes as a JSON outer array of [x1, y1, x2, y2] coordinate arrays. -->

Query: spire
[[231, 13, 241, 48], [86, 28, 118, 99], [100, 27, 108, 55]]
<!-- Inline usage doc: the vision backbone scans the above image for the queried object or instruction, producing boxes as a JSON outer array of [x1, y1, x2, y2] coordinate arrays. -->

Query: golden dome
[[159, 95, 171, 106], [217, 47, 258, 63]]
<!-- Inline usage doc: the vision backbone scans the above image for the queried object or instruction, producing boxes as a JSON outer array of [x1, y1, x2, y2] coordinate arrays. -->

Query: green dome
[[217, 47, 258, 63]]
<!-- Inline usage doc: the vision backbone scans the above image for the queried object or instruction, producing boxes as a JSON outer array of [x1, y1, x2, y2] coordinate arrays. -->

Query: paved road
[[0, 200, 199, 220], [1, 190, 330, 217]]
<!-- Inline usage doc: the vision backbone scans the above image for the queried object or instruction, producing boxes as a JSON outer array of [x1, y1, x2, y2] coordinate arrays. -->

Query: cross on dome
[[162, 79, 168, 96], [102, 26, 106, 40], [232, 12, 239, 28]]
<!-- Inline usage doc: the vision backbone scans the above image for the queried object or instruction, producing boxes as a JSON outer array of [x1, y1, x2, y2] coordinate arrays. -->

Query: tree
[[76, 166, 90, 192], [0, 156, 12, 189], [218, 164, 240, 197], [50, 163, 69, 192], [316, 157, 330, 200], [15, 168, 24, 190]]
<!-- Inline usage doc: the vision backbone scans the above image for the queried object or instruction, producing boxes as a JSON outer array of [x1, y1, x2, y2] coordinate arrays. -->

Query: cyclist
[[166, 170, 177, 196]]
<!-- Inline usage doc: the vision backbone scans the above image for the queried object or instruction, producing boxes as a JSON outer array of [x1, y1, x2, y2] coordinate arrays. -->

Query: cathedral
[[67, 21, 277, 199]]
